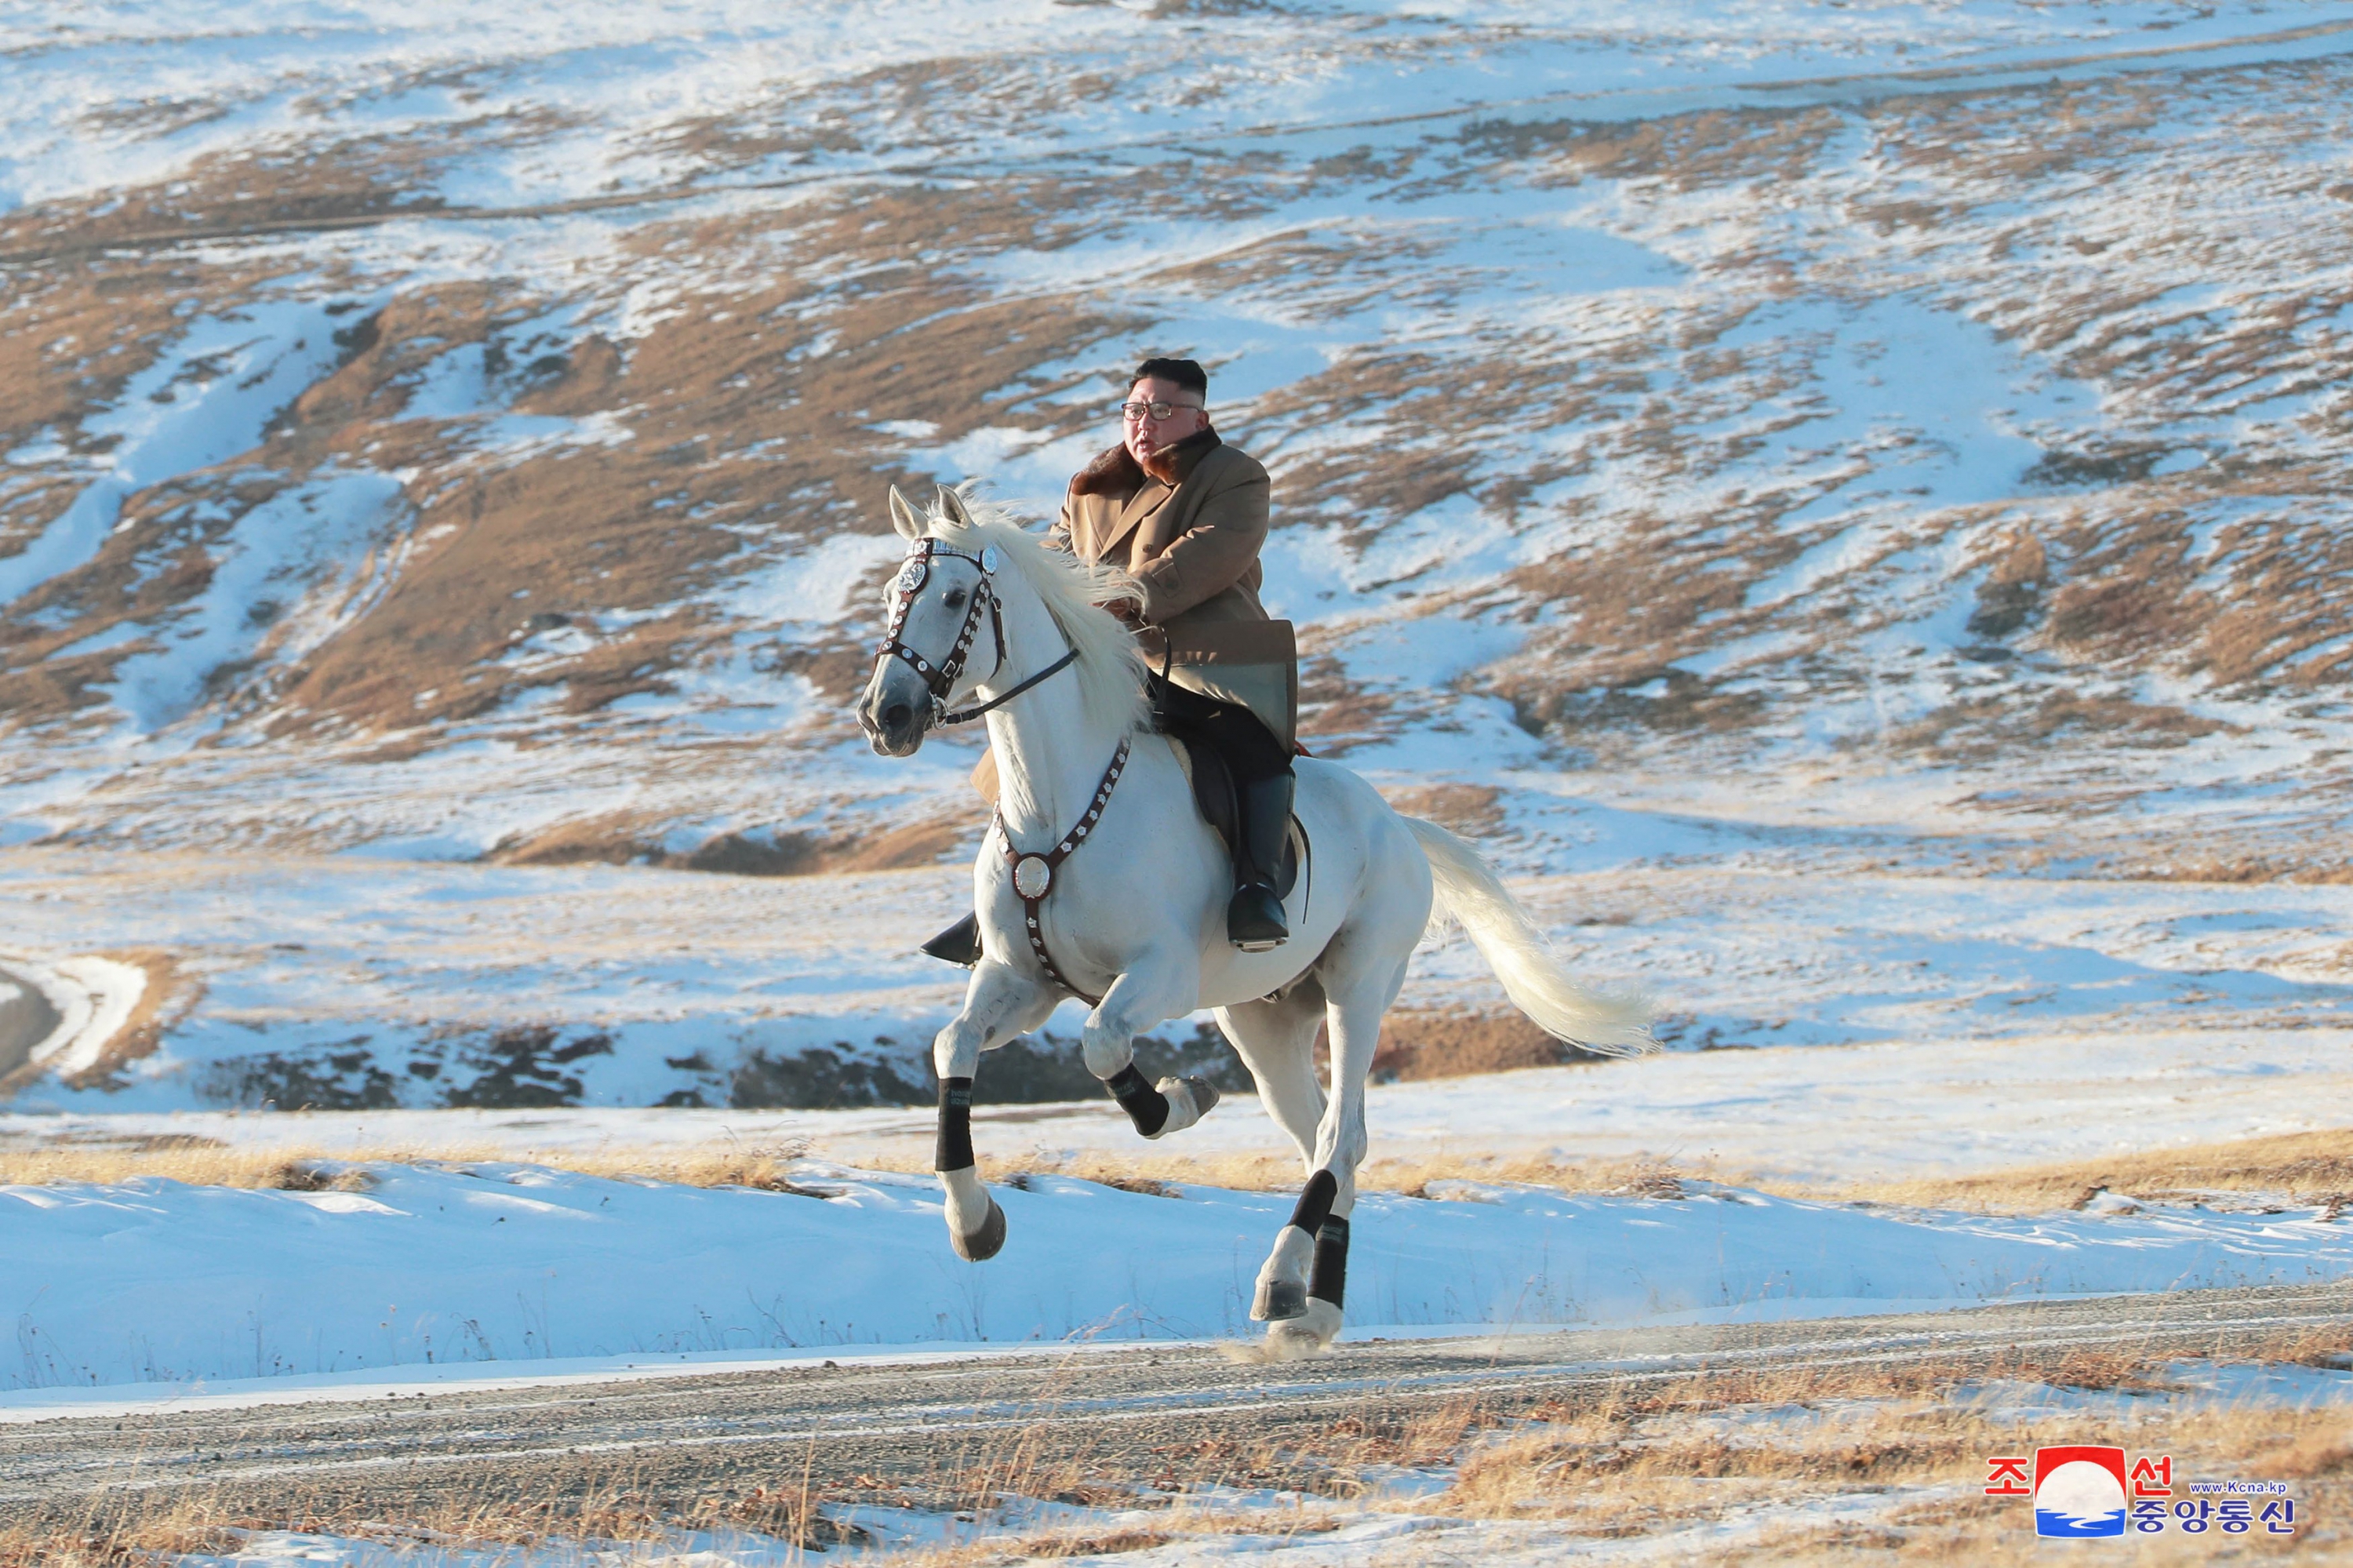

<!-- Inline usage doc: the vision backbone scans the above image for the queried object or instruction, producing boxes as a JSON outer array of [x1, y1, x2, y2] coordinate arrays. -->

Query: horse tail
[[1402, 816, 1657, 1058]]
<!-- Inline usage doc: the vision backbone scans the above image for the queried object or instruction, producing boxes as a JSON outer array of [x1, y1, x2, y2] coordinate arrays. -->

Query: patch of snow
[[0, 953, 147, 1079], [0, 301, 358, 607], [4, 1159, 2349, 1392], [104, 469, 410, 733]]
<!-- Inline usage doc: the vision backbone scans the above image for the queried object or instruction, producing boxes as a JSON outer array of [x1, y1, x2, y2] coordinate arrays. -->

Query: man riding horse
[[922, 355, 1299, 964], [865, 389, 1651, 1350]]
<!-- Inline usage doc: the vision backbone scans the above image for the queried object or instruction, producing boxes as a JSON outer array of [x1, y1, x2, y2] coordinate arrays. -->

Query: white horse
[[857, 486, 1652, 1356]]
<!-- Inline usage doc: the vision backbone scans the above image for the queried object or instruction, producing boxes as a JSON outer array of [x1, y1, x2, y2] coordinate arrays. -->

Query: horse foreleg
[[933, 960, 1056, 1261], [1081, 949, 1213, 1140]]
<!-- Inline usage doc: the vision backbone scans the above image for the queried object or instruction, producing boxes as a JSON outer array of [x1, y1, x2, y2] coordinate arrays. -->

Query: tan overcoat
[[1052, 429, 1297, 747], [968, 429, 1296, 802]]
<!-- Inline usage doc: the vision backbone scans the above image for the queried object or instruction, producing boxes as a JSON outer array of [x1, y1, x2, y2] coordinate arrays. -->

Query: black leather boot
[[921, 912, 984, 967], [1227, 773, 1293, 951]]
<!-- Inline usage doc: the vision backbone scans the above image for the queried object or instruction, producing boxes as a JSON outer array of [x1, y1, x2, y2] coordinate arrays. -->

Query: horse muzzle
[[857, 665, 933, 757]]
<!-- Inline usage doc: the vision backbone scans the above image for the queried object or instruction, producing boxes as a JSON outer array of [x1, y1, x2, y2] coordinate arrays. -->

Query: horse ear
[[887, 485, 924, 540], [936, 484, 973, 529]]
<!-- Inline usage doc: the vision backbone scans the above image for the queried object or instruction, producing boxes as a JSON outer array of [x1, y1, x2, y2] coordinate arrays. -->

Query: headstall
[[878, 531, 1117, 1001], [875, 536, 1076, 727]]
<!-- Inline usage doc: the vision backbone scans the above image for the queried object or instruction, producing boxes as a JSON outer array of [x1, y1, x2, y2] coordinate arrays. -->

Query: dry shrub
[[488, 817, 962, 877], [14, 1348, 2345, 1566], [268, 1160, 377, 1193], [1021, 1530, 1173, 1558], [0, 1137, 835, 1192], [4, 1469, 859, 1566], [2268, 1432, 2353, 1481], [871, 1506, 1338, 1568], [1372, 1007, 1612, 1081], [1444, 1378, 2353, 1553]]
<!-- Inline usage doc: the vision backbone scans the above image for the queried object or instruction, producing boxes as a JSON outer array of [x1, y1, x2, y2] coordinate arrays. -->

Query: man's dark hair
[[1132, 357, 1208, 399]]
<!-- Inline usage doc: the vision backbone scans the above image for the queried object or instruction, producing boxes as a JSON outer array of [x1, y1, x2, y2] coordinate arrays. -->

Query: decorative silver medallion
[[895, 556, 929, 595], [979, 544, 1002, 574], [1012, 855, 1053, 899]]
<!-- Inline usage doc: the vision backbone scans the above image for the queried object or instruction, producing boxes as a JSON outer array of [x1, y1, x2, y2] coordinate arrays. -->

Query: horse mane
[[924, 491, 1150, 736]]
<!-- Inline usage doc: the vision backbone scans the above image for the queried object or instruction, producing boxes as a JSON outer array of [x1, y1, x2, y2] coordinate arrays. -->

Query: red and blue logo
[[2035, 1446, 2129, 1538]]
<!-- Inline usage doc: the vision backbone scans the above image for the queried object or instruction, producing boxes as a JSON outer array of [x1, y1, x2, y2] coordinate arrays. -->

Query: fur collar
[[1069, 427, 1221, 498]]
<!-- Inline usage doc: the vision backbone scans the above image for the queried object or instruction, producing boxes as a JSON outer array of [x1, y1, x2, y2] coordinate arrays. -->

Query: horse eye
[[943, 588, 968, 609]]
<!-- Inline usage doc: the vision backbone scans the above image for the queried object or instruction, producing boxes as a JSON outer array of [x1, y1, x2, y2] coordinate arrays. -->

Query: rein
[[940, 648, 1075, 726], [875, 537, 1078, 727]]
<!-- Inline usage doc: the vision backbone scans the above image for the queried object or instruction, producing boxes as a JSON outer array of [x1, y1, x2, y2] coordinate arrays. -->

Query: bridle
[[874, 530, 1127, 1004], [875, 536, 1076, 728]]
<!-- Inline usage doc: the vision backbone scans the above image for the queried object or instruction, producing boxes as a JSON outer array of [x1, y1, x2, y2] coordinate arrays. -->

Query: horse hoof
[[950, 1195, 1006, 1261], [1265, 1298, 1344, 1358], [1253, 1279, 1307, 1322], [1146, 1075, 1220, 1139]]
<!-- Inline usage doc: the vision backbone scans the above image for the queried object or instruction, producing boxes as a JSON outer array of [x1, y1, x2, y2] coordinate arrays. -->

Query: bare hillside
[[9, 2, 2353, 1106]]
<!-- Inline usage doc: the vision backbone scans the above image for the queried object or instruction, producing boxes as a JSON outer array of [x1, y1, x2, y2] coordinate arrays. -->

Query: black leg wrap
[[1106, 1063, 1168, 1137], [935, 1076, 975, 1171], [1309, 1217, 1350, 1308], [1289, 1169, 1338, 1235]]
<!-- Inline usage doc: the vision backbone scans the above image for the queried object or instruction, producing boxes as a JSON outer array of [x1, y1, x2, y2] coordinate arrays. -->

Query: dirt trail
[[4, 1282, 2345, 1534]]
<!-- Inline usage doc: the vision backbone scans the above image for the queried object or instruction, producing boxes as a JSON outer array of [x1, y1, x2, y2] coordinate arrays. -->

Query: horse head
[[856, 484, 1002, 757]]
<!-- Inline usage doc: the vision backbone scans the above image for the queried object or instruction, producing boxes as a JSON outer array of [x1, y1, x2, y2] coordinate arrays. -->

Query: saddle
[[1167, 733, 1300, 902]]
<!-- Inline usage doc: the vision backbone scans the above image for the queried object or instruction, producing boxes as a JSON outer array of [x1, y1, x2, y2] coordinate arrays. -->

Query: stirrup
[[921, 912, 984, 967], [1228, 883, 1288, 951]]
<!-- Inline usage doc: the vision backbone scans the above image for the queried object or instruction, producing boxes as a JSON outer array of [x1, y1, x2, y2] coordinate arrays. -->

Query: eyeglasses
[[1118, 399, 1204, 423]]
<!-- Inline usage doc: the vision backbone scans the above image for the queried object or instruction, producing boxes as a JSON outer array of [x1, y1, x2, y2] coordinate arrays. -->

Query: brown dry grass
[[1788, 1129, 2353, 1217], [1450, 1399, 2351, 1562], [7, 1330, 2346, 1565], [9, 1129, 2349, 1236], [0, 1139, 830, 1192], [1431, 1325, 2353, 1559], [486, 814, 964, 877], [968, 1147, 1718, 1204], [0, 1472, 857, 1567], [1371, 1006, 1615, 1080]]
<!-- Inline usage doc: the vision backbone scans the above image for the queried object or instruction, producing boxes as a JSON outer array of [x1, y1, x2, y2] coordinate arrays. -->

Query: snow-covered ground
[[5, 1155, 2348, 1397], [5, 845, 2353, 1115], [7, 9, 2353, 1557], [7, 1016, 2349, 1188]]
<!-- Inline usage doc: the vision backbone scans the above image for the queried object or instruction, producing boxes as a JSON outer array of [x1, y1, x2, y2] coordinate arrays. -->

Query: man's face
[[1121, 376, 1208, 466]]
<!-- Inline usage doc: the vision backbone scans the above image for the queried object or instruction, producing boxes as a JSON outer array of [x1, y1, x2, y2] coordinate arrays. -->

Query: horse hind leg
[[1233, 1170, 1350, 1364], [1264, 951, 1411, 1358], [1254, 1169, 1337, 1323], [1267, 1203, 1352, 1358], [1216, 984, 1338, 1336]]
